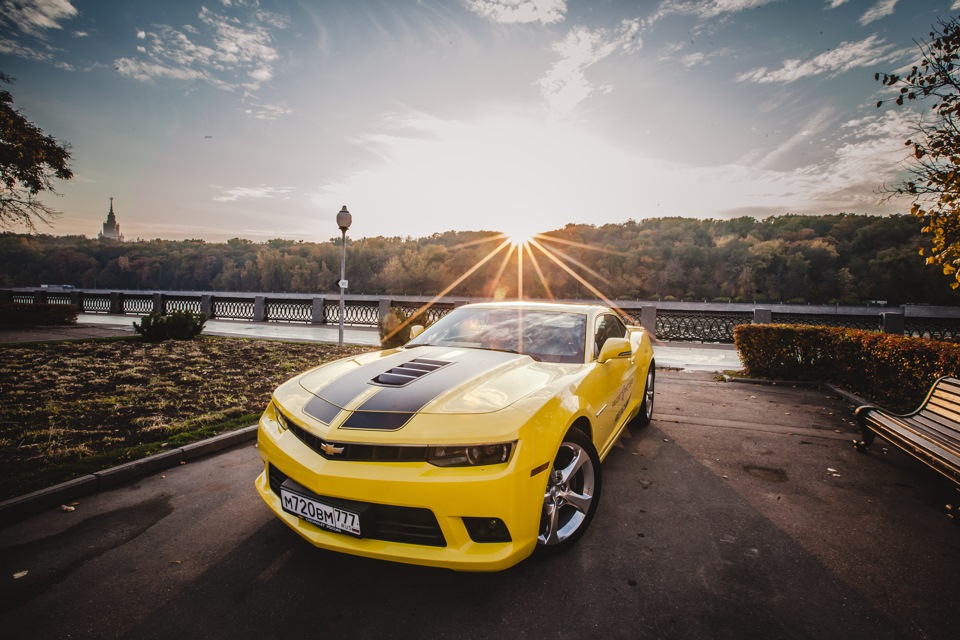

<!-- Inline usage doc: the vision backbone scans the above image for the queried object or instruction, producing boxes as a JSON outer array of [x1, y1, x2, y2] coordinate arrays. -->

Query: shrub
[[379, 307, 431, 349], [133, 311, 207, 342], [0, 303, 77, 327], [734, 324, 960, 412]]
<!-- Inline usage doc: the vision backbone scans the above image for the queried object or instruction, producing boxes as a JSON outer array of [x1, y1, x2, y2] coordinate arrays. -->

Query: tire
[[536, 428, 602, 554], [633, 360, 655, 427]]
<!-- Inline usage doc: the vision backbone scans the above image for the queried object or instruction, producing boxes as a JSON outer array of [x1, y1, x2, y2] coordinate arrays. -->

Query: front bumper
[[255, 412, 545, 572]]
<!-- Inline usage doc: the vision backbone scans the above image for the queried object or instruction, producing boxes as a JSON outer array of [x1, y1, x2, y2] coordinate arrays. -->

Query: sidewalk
[[2, 313, 743, 371], [2, 370, 958, 639]]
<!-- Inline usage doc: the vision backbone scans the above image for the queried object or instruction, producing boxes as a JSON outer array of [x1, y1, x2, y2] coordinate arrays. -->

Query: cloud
[[0, 0, 78, 37], [801, 108, 914, 208], [113, 57, 213, 84], [742, 107, 840, 171], [466, 0, 566, 25], [649, 0, 777, 23], [0, 34, 58, 63], [826, 0, 850, 8], [211, 185, 294, 202], [860, 0, 897, 26], [311, 108, 913, 241], [538, 19, 642, 115], [737, 34, 901, 83], [660, 44, 733, 69], [114, 5, 283, 92], [244, 101, 292, 121]]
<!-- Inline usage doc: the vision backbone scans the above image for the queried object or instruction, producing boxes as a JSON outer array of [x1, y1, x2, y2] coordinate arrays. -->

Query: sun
[[503, 222, 541, 247], [507, 230, 535, 247]]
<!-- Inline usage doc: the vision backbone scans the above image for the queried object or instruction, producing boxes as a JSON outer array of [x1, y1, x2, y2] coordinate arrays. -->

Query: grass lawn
[[0, 336, 371, 500]]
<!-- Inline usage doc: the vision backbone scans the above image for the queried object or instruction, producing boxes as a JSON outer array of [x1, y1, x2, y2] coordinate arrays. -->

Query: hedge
[[734, 324, 960, 413], [0, 303, 78, 327]]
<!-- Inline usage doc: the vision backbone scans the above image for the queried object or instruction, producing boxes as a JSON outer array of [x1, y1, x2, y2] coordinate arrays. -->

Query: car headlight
[[427, 442, 515, 467]]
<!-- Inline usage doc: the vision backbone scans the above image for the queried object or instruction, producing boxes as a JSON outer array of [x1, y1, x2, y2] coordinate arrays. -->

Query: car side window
[[594, 314, 627, 358]]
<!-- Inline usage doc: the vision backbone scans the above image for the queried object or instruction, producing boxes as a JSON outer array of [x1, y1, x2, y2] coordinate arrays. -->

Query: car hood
[[297, 345, 576, 430]]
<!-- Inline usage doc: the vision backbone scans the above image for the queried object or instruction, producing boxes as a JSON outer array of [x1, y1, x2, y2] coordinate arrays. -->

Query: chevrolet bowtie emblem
[[320, 442, 345, 456]]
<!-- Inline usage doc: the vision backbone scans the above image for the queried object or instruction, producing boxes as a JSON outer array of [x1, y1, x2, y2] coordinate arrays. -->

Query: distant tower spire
[[98, 197, 124, 241]]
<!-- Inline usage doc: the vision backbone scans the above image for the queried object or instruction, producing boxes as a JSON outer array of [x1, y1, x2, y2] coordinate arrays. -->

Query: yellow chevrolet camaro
[[255, 301, 655, 571]]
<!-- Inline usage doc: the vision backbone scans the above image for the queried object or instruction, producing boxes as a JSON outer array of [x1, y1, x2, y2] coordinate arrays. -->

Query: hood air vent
[[372, 357, 451, 387]]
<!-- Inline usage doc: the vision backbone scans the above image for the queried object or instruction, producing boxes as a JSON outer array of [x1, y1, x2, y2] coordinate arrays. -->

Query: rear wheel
[[536, 428, 602, 554], [633, 361, 655, 427]]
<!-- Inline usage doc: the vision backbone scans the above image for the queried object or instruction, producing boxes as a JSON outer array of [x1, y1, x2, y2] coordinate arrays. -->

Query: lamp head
[[337, 205, 352, 232]]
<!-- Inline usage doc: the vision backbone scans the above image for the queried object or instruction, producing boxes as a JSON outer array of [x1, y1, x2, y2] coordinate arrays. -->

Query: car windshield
[[406, 308, 587, 364]]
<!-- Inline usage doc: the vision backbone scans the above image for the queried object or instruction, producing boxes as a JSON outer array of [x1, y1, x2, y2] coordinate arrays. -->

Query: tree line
[[0, 213, 956, 306]]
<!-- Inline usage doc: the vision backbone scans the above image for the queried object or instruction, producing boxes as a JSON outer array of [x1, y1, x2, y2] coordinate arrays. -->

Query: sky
[[1, 0, 958, 242]]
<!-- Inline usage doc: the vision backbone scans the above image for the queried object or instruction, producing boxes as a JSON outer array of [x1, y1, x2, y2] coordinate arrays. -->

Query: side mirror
[[598, 337, 632, 364], [409, 325, 425, 339]]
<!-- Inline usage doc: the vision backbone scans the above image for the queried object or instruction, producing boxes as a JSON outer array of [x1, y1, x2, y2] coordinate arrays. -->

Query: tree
[[876, 18, 960, 289], [0, 73, 73, 230]]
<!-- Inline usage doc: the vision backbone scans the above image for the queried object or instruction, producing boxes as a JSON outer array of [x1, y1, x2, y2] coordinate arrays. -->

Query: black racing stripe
[[302, 396, 342, 425], [341, 411, 415, 431], [339, 349, 519, 431], [302, 347, 520, 430], [301, 352, 415, 425]]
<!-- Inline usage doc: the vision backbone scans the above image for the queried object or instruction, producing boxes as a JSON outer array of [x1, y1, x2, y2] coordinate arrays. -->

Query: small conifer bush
[[379, 307, 431, 349], [133, 310, 207, 342]]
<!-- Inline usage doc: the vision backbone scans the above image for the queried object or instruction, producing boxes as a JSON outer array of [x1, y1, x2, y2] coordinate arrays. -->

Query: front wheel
[[537, 428, 602, 554]]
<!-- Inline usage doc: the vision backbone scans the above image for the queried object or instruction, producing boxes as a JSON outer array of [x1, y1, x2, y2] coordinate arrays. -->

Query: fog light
[[462, 517, 512, 543]]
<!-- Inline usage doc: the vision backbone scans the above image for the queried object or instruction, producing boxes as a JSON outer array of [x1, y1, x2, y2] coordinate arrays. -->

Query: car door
[[583, 313, 637, 457]]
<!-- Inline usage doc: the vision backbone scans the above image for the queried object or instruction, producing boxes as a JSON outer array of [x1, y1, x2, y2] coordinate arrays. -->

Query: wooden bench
[[854, 376, 960, 487]]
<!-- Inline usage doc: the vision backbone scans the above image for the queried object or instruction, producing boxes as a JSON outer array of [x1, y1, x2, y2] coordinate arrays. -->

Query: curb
[[0, 424, 259, 528], [721, 373, 870, 407]]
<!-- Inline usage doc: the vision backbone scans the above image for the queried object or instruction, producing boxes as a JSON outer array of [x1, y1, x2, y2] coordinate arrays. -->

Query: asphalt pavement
[[1, 367, 959, 639]]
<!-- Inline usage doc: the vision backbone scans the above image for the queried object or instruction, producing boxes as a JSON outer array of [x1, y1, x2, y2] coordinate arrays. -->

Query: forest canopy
[[0, 213, 955, 306]]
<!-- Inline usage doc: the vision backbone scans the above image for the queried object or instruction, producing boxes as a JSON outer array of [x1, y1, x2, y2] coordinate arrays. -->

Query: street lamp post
[[336, 205, 352, 346]]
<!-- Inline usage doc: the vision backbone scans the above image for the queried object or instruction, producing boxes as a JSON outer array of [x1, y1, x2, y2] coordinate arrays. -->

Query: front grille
[[268, 464, 446, 547], [282, 414, 429, 462]]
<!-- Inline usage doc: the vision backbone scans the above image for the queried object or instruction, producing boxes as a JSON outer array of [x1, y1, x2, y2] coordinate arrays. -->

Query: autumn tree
[[876, 17, 960, 288], [0, 73, 73, 230]]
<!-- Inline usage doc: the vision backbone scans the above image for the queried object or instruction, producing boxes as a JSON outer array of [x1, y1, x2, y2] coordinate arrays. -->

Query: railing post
[[311, 296, 325, 324], [378, 298, 392, 325], [70, 291, 82, 310], [0, 290, 11, 304], [640, 306, 657, 336], [454, 300, 469, 308], [753, 308, 772, 324], [153, 293, 164, 315], [34, 290, 47, 305], [254, 296, 266, 322], [201, 294, 213, 319], [109, 292, 123, 314], [882, 312, 904, 335]]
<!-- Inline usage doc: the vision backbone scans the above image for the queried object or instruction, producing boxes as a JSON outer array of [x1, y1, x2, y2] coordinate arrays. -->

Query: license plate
[[280, 485, 362, 537]]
